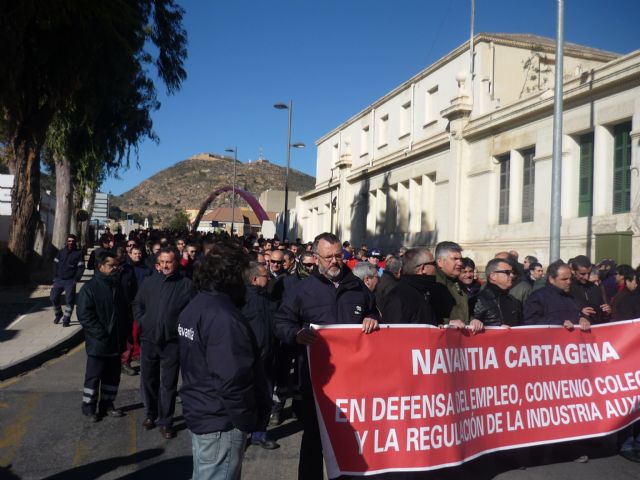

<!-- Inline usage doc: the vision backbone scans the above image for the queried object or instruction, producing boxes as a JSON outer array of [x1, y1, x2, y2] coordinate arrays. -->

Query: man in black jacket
[[87, 234, 112, 271], [179, 242, 271, 480], [375, 254, 401, 313], [242, 261, 279, 450], [77, 250, 130, 422], [382, 247, 455, 325], [569, 255, 611, 324], [50, 234, 85, 327], [275, 232, 379, 480], [524, 261, 591, 330], [473, 258, 522, 327], [132, 247, 193, 439]]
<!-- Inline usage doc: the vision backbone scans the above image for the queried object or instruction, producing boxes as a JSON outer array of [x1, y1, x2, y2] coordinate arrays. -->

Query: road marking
[[0, 393, 41, 466], [6, 299, 48, 329], [72, 441, 89, 467], [6, 315, 25, 329]]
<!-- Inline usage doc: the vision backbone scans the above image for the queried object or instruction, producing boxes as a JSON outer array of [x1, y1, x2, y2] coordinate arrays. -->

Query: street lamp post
[[274, 101, 305, 242], [225, 147, 238, 236]]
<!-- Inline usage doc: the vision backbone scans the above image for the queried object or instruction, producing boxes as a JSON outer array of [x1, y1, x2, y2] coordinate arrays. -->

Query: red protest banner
[[308, 321, 640, 477]]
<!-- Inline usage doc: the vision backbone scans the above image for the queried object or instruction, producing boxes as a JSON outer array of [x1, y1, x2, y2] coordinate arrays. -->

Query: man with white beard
[[275, 232, 379, 480]]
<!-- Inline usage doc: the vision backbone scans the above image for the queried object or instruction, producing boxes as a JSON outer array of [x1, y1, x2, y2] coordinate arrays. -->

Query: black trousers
[[297, 360, 324, 480], [50, 278, 77, 321], [82, 355, 121, 415], [273, 342, 298, 409], [140, 339, 180, 426]]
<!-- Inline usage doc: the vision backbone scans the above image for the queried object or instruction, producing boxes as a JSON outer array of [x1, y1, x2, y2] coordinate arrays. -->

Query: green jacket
[[509, 280, 532, 304], [435, 268, 469, 323]]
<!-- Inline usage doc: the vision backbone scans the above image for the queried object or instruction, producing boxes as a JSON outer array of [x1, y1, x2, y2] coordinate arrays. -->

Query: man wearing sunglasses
[[382, 248, 455, 325], [267, 247, 302, 426], [51, 234, 85, 327], [298, 251, 316, 277], [268, 249, 285, 278], [473, 258, 522, 327], [275, 232, 379, 480]]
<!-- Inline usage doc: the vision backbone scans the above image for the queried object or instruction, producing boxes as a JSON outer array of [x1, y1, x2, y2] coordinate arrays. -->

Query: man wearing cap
[[366, 248, 384, 276], [51, 234, 85, 327]]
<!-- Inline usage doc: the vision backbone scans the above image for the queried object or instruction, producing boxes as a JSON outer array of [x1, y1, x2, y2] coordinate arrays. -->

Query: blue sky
[[104, 0, 640, 195]]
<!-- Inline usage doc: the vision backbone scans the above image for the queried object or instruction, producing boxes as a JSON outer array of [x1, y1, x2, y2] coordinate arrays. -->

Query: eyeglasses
[[270, 260, 284, 265], [494, 269, 515, 276], [317, 253, 343, 262], [127, 243, 136, 247], [302, 263, 315, 268], [419, 261, 437, 268]]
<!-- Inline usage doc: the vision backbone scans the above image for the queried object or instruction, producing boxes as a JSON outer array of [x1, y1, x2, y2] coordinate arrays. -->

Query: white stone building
[[296, 33, 640, 267]]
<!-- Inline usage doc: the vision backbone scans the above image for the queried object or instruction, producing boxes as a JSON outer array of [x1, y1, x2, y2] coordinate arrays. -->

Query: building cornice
[[315, 33, 623, 146], [464, 50, 640, 140]]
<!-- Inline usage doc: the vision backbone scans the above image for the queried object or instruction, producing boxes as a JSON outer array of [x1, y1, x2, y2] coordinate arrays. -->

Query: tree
[[167, 211, 191, 231], [0, 1, 187, 281]]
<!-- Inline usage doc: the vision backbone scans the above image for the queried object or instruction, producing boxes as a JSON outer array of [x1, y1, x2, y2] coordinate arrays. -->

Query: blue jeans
[[191, 428, 246, 480]]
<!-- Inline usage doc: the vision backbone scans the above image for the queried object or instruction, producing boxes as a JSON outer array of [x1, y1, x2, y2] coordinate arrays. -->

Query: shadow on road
[[120, 402, 144, 413], [0, 464, 21, 479], [117, 456, 193, 479], [0, 286, 50, 331], [0, 330, 19, 343], [41, 448, 165, 480], [269, 419, 303, 441]]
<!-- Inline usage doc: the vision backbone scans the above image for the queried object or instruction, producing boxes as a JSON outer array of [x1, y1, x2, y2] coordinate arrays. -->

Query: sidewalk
[[0, 272, 89, 381]]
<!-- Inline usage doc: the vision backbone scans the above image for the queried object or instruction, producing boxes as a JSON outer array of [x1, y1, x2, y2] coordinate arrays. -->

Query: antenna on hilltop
[[258, 147, 264, 161]]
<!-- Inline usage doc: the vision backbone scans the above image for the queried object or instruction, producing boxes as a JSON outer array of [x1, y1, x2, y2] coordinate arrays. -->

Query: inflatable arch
[[191, 186, 269, 233]]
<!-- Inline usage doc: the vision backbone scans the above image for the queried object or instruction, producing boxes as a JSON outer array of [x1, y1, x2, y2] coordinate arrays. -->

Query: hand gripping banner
[[308, 321, 640, 477]]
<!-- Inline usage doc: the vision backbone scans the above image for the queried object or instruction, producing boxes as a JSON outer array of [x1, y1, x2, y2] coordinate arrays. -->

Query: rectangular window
[[378, 114, 389, 148], [613, 121, 632, 214], [498, 153, 510, 225], [521, 147, 535, 222], [400, 102, 411, 137], [425, 86, 438, 125], [360, 125, 369, 156], [578, 132, 594, 217]]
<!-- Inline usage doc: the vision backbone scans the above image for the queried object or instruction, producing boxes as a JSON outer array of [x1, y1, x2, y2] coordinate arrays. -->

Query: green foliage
[[109, 204, 125, 220], [0, 1, 188, 261], [167, 210, 190, 231], [130, 212, 145, 224]]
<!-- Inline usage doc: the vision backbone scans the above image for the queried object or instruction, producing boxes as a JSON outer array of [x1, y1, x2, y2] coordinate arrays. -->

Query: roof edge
[[315, 32, 622, 145]]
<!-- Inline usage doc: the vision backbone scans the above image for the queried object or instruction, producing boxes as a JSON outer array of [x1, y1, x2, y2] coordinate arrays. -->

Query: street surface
[[1, 344, 640, 479]]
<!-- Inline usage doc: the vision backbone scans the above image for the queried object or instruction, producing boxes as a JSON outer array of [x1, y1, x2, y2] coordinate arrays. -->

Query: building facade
[[296, 33, 640, 267]]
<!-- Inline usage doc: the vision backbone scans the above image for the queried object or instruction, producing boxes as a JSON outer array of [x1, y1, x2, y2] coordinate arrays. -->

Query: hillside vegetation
[[111, 153, 316, 226]]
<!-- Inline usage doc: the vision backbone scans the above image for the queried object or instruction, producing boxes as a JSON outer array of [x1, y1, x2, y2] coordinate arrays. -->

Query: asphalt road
[[0, 345, 301, 480], [1, 345, 640, 479]]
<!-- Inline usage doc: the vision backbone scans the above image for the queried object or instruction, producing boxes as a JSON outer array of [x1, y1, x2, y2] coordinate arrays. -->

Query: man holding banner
[[523, 261, 591, 331], [275, 232, 380, 480]]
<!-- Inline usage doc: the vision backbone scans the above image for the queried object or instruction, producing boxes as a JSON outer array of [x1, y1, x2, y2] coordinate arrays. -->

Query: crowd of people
[[50, 226, 640, 479]]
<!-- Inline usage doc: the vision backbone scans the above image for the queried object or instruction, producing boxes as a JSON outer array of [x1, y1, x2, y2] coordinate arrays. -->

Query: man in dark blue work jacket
[[275, 232, 379, 480], [51, 234, 85, 327]]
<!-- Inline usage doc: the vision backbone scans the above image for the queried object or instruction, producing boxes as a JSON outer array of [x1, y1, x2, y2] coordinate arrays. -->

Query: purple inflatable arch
[[191, 186, 270, 233]]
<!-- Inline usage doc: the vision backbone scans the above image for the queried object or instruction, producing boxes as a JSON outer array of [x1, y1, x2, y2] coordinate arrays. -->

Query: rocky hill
[[111, 153, 316, 226]]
